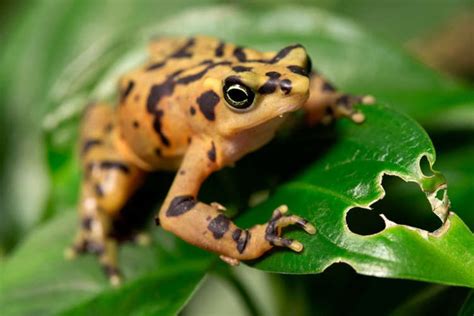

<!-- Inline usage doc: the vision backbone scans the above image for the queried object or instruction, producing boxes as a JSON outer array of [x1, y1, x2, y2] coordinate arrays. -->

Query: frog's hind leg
[[68, 183, 122, 284], [303, 72, 375, 125], [66, 103, 145, 285]]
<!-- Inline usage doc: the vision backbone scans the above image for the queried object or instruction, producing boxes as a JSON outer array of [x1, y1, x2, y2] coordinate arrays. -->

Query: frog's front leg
[[304, 72, 375, 125], [157, 138, 316, 263]]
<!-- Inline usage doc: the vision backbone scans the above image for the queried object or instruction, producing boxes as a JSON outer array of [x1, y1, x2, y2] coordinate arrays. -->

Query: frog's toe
[[109, 273, 122, 287], [133, 232, 151, 246], [350, 111, 365, 124], [103, 265, 122, 287], [64, 247, 78, 260], [361, 94, 376, 105], [351, 94, 375, 123], [271, 204, 289, 217], [268, 235, 304, 252], [269, 205, 316, 235]]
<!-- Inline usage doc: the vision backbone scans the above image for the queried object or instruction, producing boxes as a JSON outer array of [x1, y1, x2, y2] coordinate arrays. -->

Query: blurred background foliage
[[1, 0, 473, 315]]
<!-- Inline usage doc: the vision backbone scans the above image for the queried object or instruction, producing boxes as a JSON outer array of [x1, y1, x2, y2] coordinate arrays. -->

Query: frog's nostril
[[279, 79, 292, 95]]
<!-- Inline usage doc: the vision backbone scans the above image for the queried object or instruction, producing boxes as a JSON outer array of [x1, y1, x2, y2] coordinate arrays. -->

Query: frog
[[65, 35, 374, 285]]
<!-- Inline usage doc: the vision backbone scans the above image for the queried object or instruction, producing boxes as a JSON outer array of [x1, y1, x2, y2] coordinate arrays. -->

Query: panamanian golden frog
[[66, 35, 374, 285]]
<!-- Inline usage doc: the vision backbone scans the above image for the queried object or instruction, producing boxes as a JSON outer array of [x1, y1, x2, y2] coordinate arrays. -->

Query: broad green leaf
[[0, 212, 213, 316], [39, 4, 473, 288], [1, 3, 473, 315], [238, 104, 474, 287]]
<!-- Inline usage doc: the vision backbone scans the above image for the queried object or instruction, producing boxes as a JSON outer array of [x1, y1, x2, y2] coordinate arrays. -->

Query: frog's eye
[[223, 82, 255, 111]]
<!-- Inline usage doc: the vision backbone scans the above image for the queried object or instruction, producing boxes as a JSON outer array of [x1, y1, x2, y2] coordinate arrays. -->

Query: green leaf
[[2, 3, 473, 315], [238, 104, 474, 287], [0, 212, 214, 316], [38, 4, 473, 289]]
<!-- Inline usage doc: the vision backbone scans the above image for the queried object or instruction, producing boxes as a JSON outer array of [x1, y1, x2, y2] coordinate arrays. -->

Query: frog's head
[[204, 44, 311, 139]]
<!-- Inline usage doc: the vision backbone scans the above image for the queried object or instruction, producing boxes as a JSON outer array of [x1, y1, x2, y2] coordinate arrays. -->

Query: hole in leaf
[[435, 188, 445, 201], [419, 155, 432, 176], [346, 208, 385, 235], [323, 261, 357, 277], [373, 175, 442, 232]]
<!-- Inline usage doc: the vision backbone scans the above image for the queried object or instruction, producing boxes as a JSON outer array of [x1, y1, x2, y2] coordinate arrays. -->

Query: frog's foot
[[65, 232, 122, 286], [323, 94, 375, 125], [69, 236, 122, 286], [264, 205, 316, 252]]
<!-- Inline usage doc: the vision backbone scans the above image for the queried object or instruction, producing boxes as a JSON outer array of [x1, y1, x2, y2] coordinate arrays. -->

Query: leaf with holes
[[38, 3, 474, 292], [237, 103, 474, 287], [2, 3, 474, 316]]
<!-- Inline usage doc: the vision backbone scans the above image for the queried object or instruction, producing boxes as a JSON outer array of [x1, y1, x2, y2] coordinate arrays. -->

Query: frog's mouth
[[276, 103, 301, 116], [244, 103, 301, 130]]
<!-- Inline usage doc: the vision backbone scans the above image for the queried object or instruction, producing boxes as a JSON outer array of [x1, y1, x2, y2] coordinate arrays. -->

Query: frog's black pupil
[[228, 88, 247, 103], [223, 82, 255, 110]]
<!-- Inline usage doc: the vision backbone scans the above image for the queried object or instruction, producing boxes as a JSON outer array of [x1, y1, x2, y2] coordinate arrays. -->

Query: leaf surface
[[1, 4, 473, 316], [0, 212, 213, 316]]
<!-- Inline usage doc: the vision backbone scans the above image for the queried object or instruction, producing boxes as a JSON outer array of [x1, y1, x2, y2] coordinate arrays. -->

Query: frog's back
[[147, 36, 272, 62]]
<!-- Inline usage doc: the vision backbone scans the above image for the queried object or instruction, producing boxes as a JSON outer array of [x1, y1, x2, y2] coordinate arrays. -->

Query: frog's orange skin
[[67, 36, 373, 284]]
